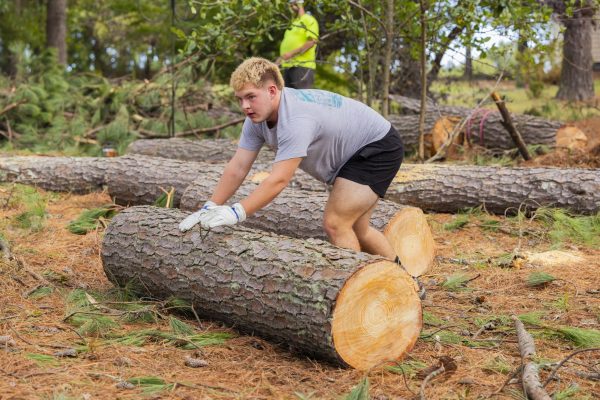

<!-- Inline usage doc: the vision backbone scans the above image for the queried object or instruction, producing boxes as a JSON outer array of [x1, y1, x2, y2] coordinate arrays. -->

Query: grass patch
[[12, 186, 47, 231], [67, 204, 118, 235], [534, 208, 600, 248]]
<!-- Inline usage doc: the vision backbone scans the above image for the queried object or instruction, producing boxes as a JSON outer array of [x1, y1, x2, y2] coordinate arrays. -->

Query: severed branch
[[543, 347, 600, 387], [512, 316, 552, 400], [137, 117, 245, 139], [490, 92, 531, 160]]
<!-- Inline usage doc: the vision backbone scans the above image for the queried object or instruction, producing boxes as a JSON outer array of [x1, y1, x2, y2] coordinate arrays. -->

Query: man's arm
[[239, 157, 302, 215], [281, 39, 317, 62], [210, 147, 259, 205]]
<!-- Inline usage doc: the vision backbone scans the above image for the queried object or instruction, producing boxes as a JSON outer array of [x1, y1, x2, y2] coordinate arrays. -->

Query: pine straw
[[0, 188, 599, 399]]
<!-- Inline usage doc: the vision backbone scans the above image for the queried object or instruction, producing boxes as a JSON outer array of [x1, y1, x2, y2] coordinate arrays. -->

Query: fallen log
[[0, 156, 110, 193], [390, 94, 561, 151], [106, 155, 326, 207], [102, 206, 422, 369], [182, 180, 434, 277], [389, 163, 600, 215], [126, 138, 274, 164]]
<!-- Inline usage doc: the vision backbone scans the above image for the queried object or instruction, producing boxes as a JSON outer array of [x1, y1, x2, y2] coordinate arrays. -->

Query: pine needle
[[387, 360, 428, 378], [535, 208, 600, 248], [441, 274, 471, 291], [553, 326, 600, 348], [26, 286, 54, 299], [526, 271, 556, 287], [67, 204, 118, 235], [443, 214, 470, 231], [169, 317, 196, 336], [25, 353, 59, 366], [344, 377, 369, 400], [126, 376, 175, 394]]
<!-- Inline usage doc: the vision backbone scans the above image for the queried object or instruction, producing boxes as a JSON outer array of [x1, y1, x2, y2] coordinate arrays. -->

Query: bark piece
[[182, 182, 435, 277], [389, 163, 600, 214], [0, 156, 110, 193], [126, 138, 274, 164], [390, 94, 561, 151], [101, 206, 422, 369]]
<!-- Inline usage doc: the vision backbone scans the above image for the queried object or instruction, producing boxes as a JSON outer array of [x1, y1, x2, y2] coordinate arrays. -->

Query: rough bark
[[102, 206, 422, 369], [46, 0, 67, 65], [389, 163, 600, 214], [126, 138, 274, 164], [389, 95, 561, 150], [106, 155, 325, 207], [0, 156, 110, 193]]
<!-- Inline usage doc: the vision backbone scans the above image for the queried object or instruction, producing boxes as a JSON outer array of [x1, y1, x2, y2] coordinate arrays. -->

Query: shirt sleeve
[[274, 118, 318, 162], [238, 118, 264, 151], [302, 15, 319, 41]]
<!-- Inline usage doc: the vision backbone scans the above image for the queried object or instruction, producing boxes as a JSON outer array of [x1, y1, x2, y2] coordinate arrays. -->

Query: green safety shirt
[[279, 13, 319, 70]]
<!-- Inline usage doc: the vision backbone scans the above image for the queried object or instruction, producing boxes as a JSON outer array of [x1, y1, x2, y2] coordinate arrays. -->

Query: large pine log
[[105, 155, 325, 207], [127, 138, 275, 164], [389, 164, 600, 214], [390, 94, 561, 150], [0, 156, 110, 193], [182, 180, 435, 277], [102, 206, 422, 369]]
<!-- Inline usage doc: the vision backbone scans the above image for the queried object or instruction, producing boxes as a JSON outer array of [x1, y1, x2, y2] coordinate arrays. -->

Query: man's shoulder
[[300, 13, 318, 24]]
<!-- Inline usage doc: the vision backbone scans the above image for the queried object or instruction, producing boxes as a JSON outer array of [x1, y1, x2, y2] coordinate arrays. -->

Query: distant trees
[[46, 0, 67, 65]]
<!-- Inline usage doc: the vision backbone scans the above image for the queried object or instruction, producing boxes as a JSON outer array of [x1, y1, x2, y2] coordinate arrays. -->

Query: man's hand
[[178, 201, 217, 232], [201, 203, 246, 229]]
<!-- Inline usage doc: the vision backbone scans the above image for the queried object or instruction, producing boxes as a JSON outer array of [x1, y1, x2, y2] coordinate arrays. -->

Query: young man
[[276, 0, 318, 89], [179, 57, 403, 261]]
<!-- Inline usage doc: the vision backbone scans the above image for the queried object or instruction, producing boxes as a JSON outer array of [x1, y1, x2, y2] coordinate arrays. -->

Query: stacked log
[[182, 180, 435, 277], [389, 164, 600, 214], [0, 156, 111, 193], [127, 138, 275, 164], [390, 94, 561, 151], [102, 206, 422, 369]]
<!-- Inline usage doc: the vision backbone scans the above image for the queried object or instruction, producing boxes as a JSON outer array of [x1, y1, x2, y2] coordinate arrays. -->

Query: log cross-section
[[101, 206, 422, 369]]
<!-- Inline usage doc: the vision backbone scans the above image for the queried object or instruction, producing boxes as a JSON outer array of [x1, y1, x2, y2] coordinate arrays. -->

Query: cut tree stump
[[0, 156, 110, 193], [389, 164, 600, 214], [390, 94, 561, 151], [101, 206, 422, 369], [182, 181, 435, 277], [127, 138, 275, 164]]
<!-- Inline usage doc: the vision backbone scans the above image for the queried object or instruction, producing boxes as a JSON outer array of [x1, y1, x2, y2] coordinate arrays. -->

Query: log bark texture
[[102, 206, 422, 369], [106, 155, 325, 207], [127, 138, 274, 164], [389, 94, 561, 151], [0, 156, 110, 193], [389, 164, 600, 214]]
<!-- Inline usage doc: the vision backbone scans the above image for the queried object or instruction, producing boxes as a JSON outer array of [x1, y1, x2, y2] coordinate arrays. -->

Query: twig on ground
[[543, 347, 600, 387], [491, 366, 522, 396]]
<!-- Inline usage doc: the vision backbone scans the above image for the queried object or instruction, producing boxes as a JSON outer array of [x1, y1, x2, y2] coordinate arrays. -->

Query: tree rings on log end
[[384, 207, 435, 277], [331, 260, 422, 370]]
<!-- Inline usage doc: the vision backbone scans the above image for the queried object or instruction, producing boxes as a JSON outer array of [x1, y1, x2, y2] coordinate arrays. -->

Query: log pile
[[102, 206, 422, 369]]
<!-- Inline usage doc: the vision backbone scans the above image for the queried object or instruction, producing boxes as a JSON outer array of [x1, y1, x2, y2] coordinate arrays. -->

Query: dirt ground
[[0, 186, 598, 400]]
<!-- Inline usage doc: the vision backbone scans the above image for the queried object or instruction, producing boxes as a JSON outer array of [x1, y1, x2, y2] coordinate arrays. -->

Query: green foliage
[[441, 274, 472, 292], [153, 190, 175, 208], [169, 317, 196, 336], [27, 286, 54, 300], [107, 329, 233, 350], [387, 360, 427, 378], [443, 214, 470, 231], [67, 205, 118, 235], [553, 385, 590, 400], [526, 272, 556, 287], [422, 311, 445, 326], [25, 353, 59, 367], [483, 356, 512, 374], [534, 209, 600, 248], [126, 376, 175, 394], [519, 312, 600, 348], [64, 289, 120, 336], [343, 378, 369, 400], [13, 186, 47, 231]]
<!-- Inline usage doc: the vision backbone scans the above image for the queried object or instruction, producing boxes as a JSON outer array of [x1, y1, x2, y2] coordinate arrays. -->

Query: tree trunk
[[464, 45, 473, 81], [0, 156, 110, 193], [106, 155, 326, 207], [556, 10, 595, 101], [389, 95, 561, 151], [102, 206, 422, 369], [46, 0, 67, 65], [182, 181, 435, 277], [126, 138, 274, 164], [381, 0, 394, 118], [389, 163, 600, 214]]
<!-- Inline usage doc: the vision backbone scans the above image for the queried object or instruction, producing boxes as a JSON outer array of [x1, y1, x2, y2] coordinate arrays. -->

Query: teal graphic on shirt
[[291, 89, 343, 108]]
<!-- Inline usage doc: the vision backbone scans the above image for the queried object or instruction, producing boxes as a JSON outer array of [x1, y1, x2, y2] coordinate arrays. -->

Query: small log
[[0, 156, 111, 193], [102, 206, 422, 369], [512, 316, 552, 400], [491, 92, 531, 160], [182, 181, 435, 277]]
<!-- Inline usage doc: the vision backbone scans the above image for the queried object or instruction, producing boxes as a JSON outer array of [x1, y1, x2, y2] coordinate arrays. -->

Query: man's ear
[[268, 84, 278, 98]]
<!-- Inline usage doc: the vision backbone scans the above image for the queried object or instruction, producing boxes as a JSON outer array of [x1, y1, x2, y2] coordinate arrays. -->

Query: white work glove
[[178, 201, 217, 232], [201, 203, 246, 229]]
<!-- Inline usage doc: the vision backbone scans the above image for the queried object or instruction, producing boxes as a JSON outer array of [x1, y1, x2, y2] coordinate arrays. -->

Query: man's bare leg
[[323, 177, 393, 257], [352, 201, 396, 259]]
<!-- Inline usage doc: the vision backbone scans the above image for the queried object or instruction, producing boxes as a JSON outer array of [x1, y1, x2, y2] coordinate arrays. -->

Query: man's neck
[[266, 90, 282, 128], [296, 7, 305, 17]]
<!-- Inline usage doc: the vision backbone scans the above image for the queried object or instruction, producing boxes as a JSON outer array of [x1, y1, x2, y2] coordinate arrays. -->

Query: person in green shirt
[[277, 0, 318, 89]]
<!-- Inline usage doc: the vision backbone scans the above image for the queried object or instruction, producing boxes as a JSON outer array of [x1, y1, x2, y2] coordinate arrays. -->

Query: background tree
[[47, 0, 67, 65]]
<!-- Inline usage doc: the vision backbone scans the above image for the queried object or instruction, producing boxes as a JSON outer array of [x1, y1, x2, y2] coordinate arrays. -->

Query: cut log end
[[332, 260, 422, 370], [384, 207, 435, 277]]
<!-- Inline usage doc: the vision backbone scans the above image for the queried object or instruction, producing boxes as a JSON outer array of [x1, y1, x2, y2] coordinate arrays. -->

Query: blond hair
[[230, 57, 284, 91]]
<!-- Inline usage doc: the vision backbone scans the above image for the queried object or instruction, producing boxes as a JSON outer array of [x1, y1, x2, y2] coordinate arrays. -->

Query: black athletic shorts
[[282, 67, 315, 89], [336, 126, 404, 198]]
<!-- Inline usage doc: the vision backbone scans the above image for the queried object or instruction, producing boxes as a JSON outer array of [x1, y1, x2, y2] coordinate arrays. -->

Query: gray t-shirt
[[238, 88, 391, 184]]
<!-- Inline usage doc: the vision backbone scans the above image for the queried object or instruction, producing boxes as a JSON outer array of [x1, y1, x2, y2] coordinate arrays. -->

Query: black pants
[[336, 126, 404, 198], [283, 67, 315, 89]]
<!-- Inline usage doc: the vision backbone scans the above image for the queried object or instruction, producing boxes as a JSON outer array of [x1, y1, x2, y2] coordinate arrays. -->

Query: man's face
[[289, 1, 300, 12], [235, 83, 277, 123]]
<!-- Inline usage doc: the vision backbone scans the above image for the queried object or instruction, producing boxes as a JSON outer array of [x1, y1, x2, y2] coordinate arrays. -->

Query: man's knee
[[323, 215, 349, 239]]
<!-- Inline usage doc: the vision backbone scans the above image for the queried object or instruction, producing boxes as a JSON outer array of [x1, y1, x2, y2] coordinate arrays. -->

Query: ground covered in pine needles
[[0, 185, 598, 399]]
